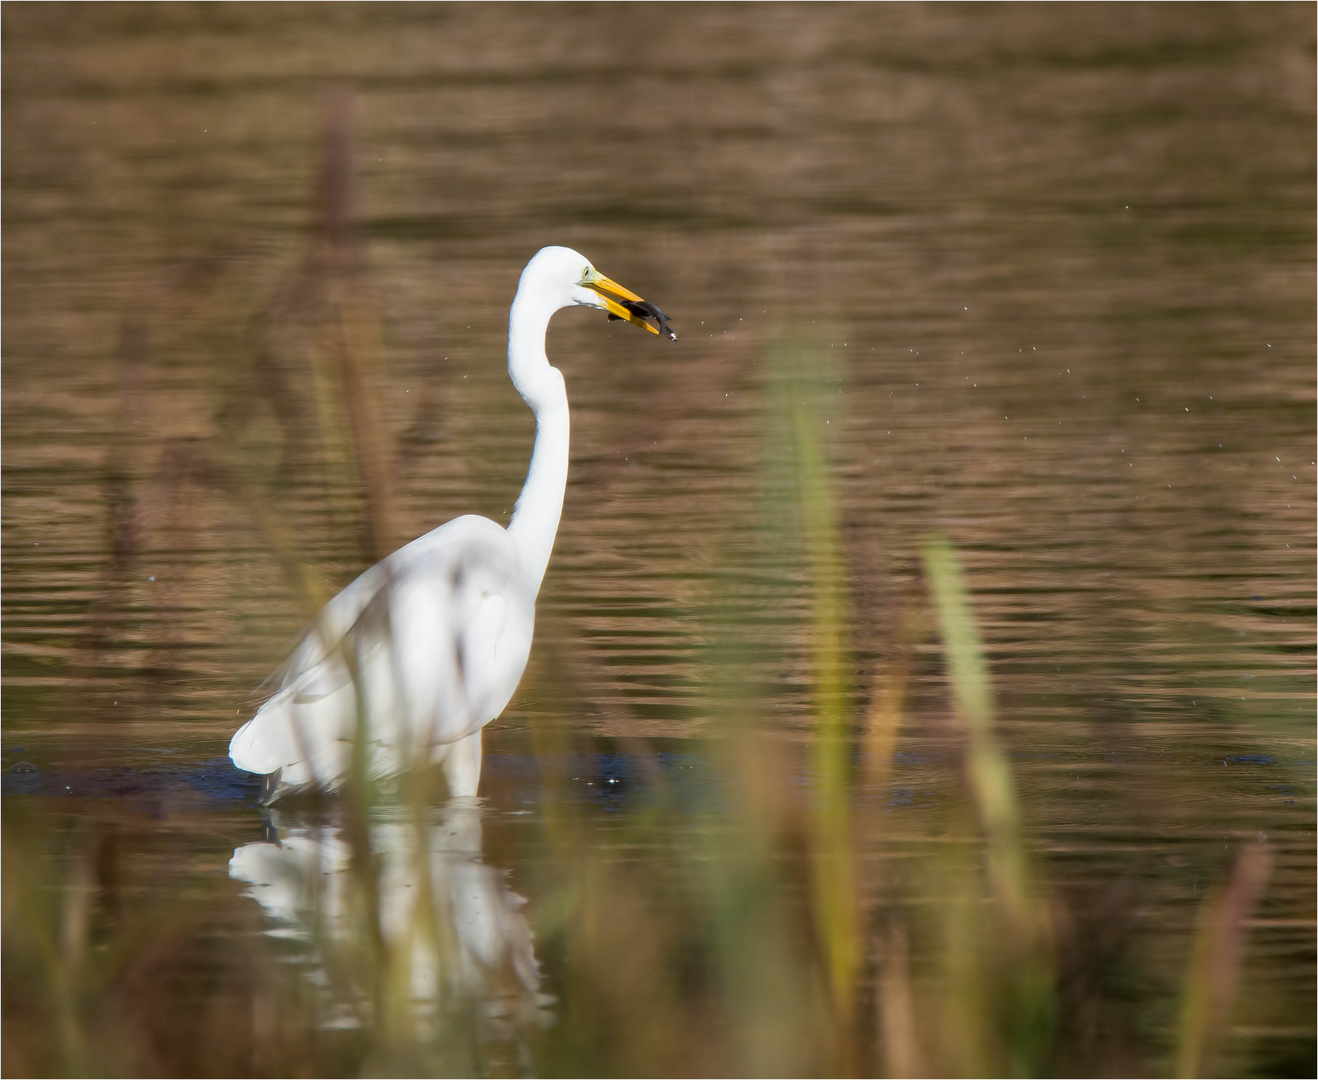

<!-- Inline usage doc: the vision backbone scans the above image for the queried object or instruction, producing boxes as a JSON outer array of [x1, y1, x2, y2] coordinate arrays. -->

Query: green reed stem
[[923, 536, 1056, 1074], [922, 537, 1033, 931], [787, 350, 859, 1033]]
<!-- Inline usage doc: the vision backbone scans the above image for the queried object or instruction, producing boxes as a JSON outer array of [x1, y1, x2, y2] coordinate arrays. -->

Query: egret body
[[229, 246, 674, 801]]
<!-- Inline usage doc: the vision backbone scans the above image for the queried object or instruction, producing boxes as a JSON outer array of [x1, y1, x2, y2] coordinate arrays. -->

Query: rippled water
[[3, 6, 1314, 1076]]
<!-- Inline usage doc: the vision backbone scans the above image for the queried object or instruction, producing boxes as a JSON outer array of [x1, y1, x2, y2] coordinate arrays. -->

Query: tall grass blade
[[778, 341, 860, 1036], [922, 537, 1033, 932], [1175, 842, 1274, 1078]]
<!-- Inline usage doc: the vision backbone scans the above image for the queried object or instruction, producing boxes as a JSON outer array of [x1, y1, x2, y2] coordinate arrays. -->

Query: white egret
[[229, 246, 675, 802]]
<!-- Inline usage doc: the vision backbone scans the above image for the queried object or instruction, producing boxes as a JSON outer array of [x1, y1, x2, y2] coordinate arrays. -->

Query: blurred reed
[[1175, 842, 1275, 1079]]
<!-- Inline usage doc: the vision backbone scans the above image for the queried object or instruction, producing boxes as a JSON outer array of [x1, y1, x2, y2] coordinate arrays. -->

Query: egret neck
[[505, 285, 570, 593]]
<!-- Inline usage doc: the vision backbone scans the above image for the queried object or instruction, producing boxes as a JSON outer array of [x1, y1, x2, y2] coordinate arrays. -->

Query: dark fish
[[608, 298, 677, 341]]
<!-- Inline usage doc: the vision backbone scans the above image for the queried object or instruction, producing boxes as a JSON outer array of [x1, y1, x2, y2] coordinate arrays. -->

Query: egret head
[[522, 246, 676, 341]]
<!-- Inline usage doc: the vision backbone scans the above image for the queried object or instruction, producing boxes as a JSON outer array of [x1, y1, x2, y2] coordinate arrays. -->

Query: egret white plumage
[[229, 246, 675, 802]]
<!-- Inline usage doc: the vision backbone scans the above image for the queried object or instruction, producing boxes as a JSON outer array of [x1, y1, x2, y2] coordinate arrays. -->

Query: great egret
[[229, 246, 675, 801]]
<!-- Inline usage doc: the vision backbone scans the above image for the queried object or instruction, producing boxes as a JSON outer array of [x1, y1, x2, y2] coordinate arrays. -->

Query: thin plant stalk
[[1175, 842, 1274, 1078]]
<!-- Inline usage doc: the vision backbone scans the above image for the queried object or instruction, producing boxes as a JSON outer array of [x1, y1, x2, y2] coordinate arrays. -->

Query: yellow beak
[[581, 269, 663, 335]]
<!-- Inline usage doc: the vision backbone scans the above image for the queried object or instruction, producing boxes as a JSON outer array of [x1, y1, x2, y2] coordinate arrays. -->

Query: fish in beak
[[580, 268, 677, 341]]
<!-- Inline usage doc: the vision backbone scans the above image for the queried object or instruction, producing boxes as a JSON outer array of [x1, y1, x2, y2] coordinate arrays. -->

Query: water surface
[[3, 5, 1314, 1076]]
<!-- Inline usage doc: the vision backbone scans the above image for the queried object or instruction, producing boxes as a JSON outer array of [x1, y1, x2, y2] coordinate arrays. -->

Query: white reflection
[[230, 801, 544, 1036]]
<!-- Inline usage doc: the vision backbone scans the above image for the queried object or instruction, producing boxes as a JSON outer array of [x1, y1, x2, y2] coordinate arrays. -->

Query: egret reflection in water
[[229, 800, 545, 1034], [229, 247, 675, 802]]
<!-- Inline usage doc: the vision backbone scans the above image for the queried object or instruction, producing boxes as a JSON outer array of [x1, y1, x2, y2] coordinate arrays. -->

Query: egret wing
[[230, 515, 535, 795]]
